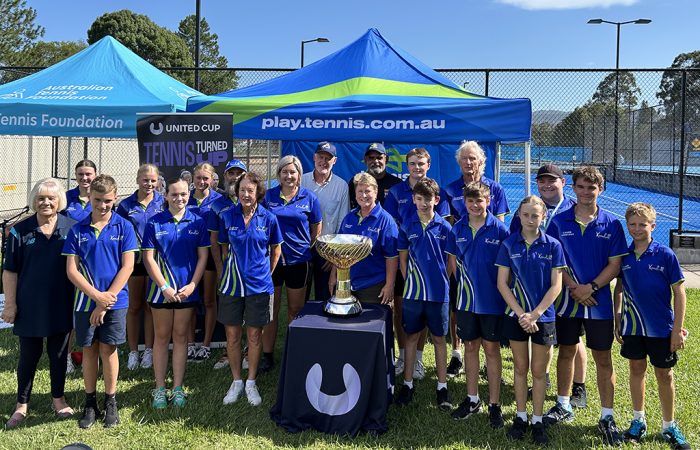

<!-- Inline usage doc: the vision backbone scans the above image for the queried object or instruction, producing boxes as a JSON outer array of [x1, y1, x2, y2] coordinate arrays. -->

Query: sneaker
[[531, 421, 549, 445], [151, 387, 168, 409], [488, 403, 505, 429], [127, 351, 140, 370], [193, 346, 211, 362], [394, 358, 405, 376], [661, 423, 691, 450], [213, 355, 230, 370], [436, 387, 452, 411], [245, 384, 262, 406], [451, 397, 481, 420], [543, 401, 575, 427], [66, 354, 75, 375], [187, 344, 197, 362], [78, 402, 100, 429], [570, 383, 588, 408], [258, 355, 274, 374], [623, 418, 647, 444], [140, 348, 153, 369], [598, 415, 624, 446], [413, 360, 425, 380], [223, 381, 244, 405], [446, 356, 464, 378], [507, 416, 528, 440], [394, 384, 414, 406], [103, 396, 119, 428], [171, 386, 187, 408]]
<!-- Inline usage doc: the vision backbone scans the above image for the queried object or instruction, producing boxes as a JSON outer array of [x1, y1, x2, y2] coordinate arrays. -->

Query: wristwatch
[[590, 281, 600, 293]]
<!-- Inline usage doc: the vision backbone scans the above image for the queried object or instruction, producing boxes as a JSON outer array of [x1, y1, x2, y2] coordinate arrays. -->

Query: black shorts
[[352, 282, 384, 304], [131, 261, 148, 277], [272, 261, 310, 289], [149, 301, 199, 310], [205, 252, 216, 272], [556, 317, 614, 351], [217, 293, 273, 327], [621, 335, 678, 369], [503, 316, 557, 346], [394, 271, 405, 297], [456, 311, 503, 342], [74, 308, 127, 347]]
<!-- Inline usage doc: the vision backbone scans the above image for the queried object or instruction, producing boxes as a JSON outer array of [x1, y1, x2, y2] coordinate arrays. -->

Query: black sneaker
[[192, 345, 211, 362], [623, 418, 647, 444], [446, 356, 463, 378], [394, 384, 414, 406], [436, 387, 452, 411], [543, 402, 574, 427], [488, 403, 504, 428], [570, 383, 588, 408], [598, 415, 624, 446], [78, 403, 100, 429], [507, 416, 528, 440], [531, 421, 549, 445], [451, 397, 481, 420], [103, 396, 120, 428], [258, 354, 274, 374]]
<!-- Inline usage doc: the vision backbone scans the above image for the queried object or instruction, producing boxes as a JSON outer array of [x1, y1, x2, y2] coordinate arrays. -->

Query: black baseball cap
[[315, 141, 337, 157], [536, 163, 564, 179]]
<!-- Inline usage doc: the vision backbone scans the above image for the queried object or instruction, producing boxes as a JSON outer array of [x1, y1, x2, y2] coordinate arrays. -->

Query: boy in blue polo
[[63, 175, 138, 429], [396, 177, 452, 410], [446, 182, 509, 427], [613, 203, 690, 449]]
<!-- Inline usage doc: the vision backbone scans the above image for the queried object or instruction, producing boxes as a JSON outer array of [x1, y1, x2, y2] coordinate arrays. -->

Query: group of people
[[0, 141, 690, 449]]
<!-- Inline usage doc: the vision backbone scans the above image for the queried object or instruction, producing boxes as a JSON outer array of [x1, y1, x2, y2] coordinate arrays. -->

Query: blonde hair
[[352, 172, 378, 192], [137, 163, 159, 178], [91, 174, 117, 195], [276, 155, 303, 185], [193, 162, 216, 177], [625, 202, 657, 223], [517, 195, 547, 219], [406, 147, 431, 164], [456, 141, 486, 178], [29, 178, 67, 212]]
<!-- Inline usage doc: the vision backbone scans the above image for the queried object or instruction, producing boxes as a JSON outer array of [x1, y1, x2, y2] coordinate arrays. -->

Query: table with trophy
[[270, 234, 395, 436]]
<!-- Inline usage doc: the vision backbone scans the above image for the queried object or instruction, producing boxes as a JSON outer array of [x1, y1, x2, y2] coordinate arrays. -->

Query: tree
[[0, 0, 44, 64], [87, 10, 194, 86], [177, 15, 237, 95], [1, 40, 87, 83], [531, 122, 555, 146], [553, 101, 613, 148], [591, 71, 641, 108], [657, 51, 700, 122]]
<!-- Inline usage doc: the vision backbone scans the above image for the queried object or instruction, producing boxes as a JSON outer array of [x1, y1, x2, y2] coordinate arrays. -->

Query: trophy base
[[324, 296, 363, 317]]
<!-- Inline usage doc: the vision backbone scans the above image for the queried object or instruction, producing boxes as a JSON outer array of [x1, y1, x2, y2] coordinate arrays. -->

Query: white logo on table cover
[[305, 363, 361, 416]]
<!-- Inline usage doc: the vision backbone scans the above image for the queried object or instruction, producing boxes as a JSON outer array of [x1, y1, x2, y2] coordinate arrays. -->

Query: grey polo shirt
[[301, 171, 350, 236]]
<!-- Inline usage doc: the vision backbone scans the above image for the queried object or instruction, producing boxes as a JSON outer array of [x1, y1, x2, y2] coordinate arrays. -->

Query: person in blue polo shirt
[[142, 177, 210, 409], [613, 203, 690, 449], [262, 155, 322, 373], [61, 159, 97, 222], [544, 166, 628, 446], [218, 172, 283, 407], [395, 177, 452, 411], [446, 182, 509, 428], [116, 163, 165, 372], [63, 175, 138, 429], [333, 172, 398, 304], [496, 196, 565, 445]]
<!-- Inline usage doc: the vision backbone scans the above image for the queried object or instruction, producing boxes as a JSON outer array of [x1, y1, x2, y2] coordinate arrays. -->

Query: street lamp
[[301, 37, 330, 68], [588, 18, 651, 181]]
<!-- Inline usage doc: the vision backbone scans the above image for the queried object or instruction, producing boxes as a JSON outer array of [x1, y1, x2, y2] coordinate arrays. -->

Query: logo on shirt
[[128, 210, 139, 216], [456, 237, 469, 243], [267, 202, 280, 207], [408, 233, 419, 240], [561, 230, 575, 237], [398, 199, 408, 204], [155, 230, 168, 236], [295, 204, 309, 210], [188, 230, 200, 235], [510, 253, 522, 259], [228, 226, 240, 232], [484, 238, 501, 246], [596, 232, 612, 240], [110, 235, 124, 241], [367, 226, 381, 233], [256, 226, 268, 232], [621, 264, 631, 271], [648, 264, 665, 273], [344, 224, 353, 229], [533, 252, 552, 261]]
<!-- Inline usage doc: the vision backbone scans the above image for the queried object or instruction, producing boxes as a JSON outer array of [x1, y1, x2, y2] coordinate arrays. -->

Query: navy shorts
[[402, 300, 449, 336], [218, 293, 273, 327], [74, 308, 127, 347], [272, 261, 310, 289], [456, 311, 503, 342], [556, 317, 614, 351], [352, 282, 384, 304], [502, 315, 557, 346], [621, 335, 678, 369]]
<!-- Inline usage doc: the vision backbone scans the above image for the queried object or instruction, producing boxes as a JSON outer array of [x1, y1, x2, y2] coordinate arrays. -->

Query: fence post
[[495, 142, 501, 183], [672, 103, 677, 174], [524, 141, 531, 197], [677, 70, 687, 233], [484, 70, 490, 97], [649, 107, 653, 172], [267, 141, 272, 183]]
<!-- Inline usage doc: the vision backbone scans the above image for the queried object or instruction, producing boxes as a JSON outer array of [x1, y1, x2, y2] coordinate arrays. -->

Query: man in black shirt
[[348, 143, 402, 208]]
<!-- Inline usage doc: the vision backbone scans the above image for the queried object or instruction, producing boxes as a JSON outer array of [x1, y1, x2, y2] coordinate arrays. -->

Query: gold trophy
[[315, 234, 373, 317]]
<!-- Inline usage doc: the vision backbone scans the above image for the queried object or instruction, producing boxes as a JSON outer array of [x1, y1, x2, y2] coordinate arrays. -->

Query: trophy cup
[[315, 234, 373, 317]]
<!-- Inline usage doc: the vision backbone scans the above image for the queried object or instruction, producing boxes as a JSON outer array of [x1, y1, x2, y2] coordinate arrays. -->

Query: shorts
[[272, 261, 310, 289], [503, 315, 557, 346], [205, 251, 216, 272], [456, 311, 503, 342], [131, 261, 148, 277], [621, 335, 678, 369], [352, 282, 384, 304], [448, 275, 458, 312], [394, 271, 405, 297], [402, 300, 449, 336], [217, 293, 273, 327], [149, 301, 199, 310], [74, 308, 127, 347], [556, 317, 614, 351]]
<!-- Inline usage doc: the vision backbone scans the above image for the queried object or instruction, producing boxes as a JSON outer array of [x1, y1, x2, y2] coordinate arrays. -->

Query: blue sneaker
[[543, 401, 574, 427], [661, 423, 691, 450], [624, 418, 647, 443]]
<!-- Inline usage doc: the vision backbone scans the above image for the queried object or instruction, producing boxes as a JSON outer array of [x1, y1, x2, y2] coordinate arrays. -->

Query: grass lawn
[[1, 290, 698, 449]]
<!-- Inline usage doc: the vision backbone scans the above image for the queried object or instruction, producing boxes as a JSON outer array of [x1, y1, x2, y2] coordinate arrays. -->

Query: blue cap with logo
[[225, 159, 247, 173], [365, 142, 386, 155], [315, 141, 337, 157]]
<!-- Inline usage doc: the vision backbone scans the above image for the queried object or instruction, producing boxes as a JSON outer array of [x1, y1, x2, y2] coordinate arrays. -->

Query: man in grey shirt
[[301, 141, 350, 301]]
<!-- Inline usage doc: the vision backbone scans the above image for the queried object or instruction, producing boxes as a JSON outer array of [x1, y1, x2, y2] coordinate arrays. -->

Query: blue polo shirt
[[547, 207, 628, 320], [495, 232, 567, 322], [187, 189, 223, 219], [141, 209, 211, 304], [618, 240, 685, 338], [446, 213, 510, 314], [62, 213, 138, 312], [263, 186, 322, 265], [384, 179, 451, 225], [218, 204, 284, 297], [61, 187, 92, 222], [509, 195, 576, 234], [338, 204, 399, 290], [445, 176, 510, 221], [115, 191, 165, 246], [398, 212, 452, 302], [206, 195, 236, 232]]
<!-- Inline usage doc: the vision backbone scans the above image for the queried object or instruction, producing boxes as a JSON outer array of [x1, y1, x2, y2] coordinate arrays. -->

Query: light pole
[[301, 38, 330, 68], [588, 18, 651, 181]]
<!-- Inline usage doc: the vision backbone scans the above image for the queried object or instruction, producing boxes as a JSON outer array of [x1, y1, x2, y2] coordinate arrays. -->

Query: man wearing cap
[[301, 142, 350, 302], [348, 143, 402, 209]]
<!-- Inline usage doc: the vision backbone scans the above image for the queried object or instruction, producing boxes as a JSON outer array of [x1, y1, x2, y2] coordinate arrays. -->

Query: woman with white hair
[[2, 178, 76, 428]]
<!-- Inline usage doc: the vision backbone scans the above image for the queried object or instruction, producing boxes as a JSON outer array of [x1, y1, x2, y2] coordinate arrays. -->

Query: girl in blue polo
[[61, 159, 96, 222], [116, 163, 165, 372], [141, 177, 210, 409], [496, 196, 565, 445]]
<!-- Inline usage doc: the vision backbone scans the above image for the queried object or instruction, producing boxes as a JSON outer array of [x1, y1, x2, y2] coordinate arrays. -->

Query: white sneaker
[[127, 351, 140, 370], [213, 356, 229, 370], [223, 381, 244, 405], [140, 348, 153, 369], [395, 358, 405, 376], [245, 383, 262, 406], [413, 360, 425, 380], [242, 357, 249, 370], [66, 354, 75, 374]]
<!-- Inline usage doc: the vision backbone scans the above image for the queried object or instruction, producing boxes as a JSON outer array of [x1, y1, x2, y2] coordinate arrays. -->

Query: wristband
[[590, 281, 599, 293], [160, 283, 170, 293]]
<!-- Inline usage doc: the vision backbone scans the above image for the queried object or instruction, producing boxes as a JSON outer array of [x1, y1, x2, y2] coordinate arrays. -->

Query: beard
[[367, 166, 384, 176]]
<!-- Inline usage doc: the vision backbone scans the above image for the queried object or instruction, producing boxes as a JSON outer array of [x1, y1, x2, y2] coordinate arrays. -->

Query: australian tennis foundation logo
[[27, 84, 113, 100]]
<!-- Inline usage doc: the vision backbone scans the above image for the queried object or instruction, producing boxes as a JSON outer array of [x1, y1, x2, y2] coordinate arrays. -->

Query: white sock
[[399, 348, 405, 359], [633, 410, 645, 421], [468, 394, 480, 403], [245, 379, 256, 388], [516, 411, 528, 422], [452, 349, 462, 360], [404, 379, 414, 389], [437, 382, 447, 390], [601, 407, 614, 419], [532, 415, 543, 424], [662, 420, 674, 431], [416, 350, 423, 362], [557, 395, 570, 409], [233, 379, 243, 387]]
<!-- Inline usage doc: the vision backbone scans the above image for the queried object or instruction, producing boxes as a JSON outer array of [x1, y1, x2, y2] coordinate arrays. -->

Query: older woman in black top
[[2, 178, 76, 429]]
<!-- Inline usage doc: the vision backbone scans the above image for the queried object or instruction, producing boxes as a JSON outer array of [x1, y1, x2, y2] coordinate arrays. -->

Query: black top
[[3, 214, 76, 337], [348, 172, 402, 210]]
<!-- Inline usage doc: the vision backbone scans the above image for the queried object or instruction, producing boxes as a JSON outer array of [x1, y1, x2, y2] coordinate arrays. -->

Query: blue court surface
[[500, 172, 700, 246]]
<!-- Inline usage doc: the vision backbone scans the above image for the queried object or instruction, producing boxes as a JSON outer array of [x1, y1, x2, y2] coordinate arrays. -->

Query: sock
[[245, 379, 256, 388], [532, 415, 543, 424], [437, 382, 447, 390], [233, 379, 243, 387], [633, 410, 645, 421], [85, 391, 97, 406], [399, 348, 405, 360], [662, 420, 674, 431], [416, 350, 423, 362], [573, 381, 585, 388], [452, 349, 462, 360], [468, 394, 479, 403], [516, 411, 528, 422], [404, 379, 414, 389], [601, 407, 614, 419], [263, 351, 273, 362], [105, 393, 115, 400], [557, 395, 571, 409]]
